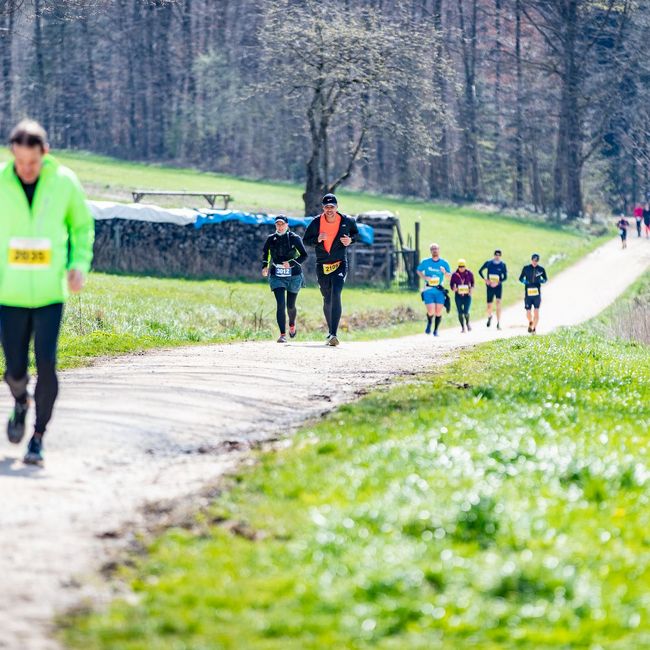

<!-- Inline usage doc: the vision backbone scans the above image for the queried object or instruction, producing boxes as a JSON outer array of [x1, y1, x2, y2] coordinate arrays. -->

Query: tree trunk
[[457, 0, 480, 200], [514, 0, 524, 204], [0, 0, 15, 135], [33, 0, 47, 128], [303, 89, 327, 216], [428, 0, 450, 199]]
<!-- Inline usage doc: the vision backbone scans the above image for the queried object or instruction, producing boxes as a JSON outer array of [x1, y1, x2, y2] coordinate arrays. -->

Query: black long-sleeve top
[[302, 213, 359, 265], [261, 230, 308, 277], [519, 264, 548, 291]]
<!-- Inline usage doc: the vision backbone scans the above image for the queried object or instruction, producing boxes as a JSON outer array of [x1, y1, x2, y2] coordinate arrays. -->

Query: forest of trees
[[0, 0, 648, 217]]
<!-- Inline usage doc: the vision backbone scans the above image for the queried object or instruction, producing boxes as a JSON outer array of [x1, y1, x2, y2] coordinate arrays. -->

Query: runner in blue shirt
[[417, 243, 451, 337]]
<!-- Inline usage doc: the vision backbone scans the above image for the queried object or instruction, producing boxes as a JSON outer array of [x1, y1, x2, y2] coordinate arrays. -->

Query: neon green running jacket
[[0, 154, 94, 308]]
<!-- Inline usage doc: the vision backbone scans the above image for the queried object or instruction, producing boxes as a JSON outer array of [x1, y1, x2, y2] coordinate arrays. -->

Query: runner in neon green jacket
[[0, 119, 94, 465], [0, 153, 94, 307]]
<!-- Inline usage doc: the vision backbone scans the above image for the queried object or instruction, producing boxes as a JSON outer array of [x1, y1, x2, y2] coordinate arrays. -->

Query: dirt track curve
[[1, 235, 649, 650]]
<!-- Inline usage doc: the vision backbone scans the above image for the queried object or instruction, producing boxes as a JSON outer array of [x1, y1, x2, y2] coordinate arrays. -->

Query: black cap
[[274, 215, 288, 223], [531, 253, 540, 260], [322, 193, 338, 206]]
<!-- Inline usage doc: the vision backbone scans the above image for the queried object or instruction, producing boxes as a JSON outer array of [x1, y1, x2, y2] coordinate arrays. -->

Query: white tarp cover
[[87, 201, 198, 227]]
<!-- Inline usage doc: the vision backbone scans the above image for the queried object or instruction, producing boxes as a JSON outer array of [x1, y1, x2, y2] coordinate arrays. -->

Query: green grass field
[[1, 147, 607, 368], [1, 147, 605, 314], [62, 317, 650, 649]]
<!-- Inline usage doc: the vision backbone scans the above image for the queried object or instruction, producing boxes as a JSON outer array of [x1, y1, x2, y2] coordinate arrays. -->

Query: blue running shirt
[[417, 257, 451, 288]]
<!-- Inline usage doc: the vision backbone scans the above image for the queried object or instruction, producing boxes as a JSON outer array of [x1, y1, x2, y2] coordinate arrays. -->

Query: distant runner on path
[[478, 249, 508, 330], [303, 193, 358, 347], [450, 258, 475, 333], [633, 204, 643, 238], [519, 253, 548, 335], [643, 202, 650, 239], [417, 243, 451, 337], [261, 215, 308, 343], [0, 120, 94, 464], [616, 215, 630, 250]]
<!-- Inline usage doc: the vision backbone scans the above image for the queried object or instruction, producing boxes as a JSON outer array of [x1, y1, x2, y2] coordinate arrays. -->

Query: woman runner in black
[[261, 216, 308, 343], [303, 193, 358, 346]]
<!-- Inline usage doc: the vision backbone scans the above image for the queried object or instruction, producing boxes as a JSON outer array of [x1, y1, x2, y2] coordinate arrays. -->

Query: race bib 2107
[[323, 261, 342, 275]]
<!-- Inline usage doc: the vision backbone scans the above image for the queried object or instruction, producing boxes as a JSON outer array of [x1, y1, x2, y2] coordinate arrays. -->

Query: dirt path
[[1, 236, 648, 650]]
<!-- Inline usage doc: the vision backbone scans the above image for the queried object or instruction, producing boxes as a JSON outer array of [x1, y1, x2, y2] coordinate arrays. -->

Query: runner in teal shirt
[[416, 243, 451, 337]]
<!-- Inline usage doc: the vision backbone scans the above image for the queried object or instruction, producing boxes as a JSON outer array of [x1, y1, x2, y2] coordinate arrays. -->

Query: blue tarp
[[193, 210, 374, 245]]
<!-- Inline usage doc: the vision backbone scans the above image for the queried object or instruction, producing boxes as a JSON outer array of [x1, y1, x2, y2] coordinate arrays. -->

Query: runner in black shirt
[[519, 253, 548, 335], [303, 194, 358, 346], [261, 216, 308, 343], [616, 215, 630, 250]]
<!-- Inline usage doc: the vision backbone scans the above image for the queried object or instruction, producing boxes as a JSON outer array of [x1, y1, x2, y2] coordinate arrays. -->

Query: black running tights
[[0, 303, 64, 436], [317, 264, 346, 337], [272, 288, 298, 334]]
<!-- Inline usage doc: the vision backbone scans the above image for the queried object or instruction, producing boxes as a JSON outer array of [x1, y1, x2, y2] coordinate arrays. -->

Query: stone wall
[[91, 213, 404, 286]]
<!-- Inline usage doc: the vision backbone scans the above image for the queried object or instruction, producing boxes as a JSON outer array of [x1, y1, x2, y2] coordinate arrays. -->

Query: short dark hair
[[9, 119, 48, 151], [494, 249, 502, 255]]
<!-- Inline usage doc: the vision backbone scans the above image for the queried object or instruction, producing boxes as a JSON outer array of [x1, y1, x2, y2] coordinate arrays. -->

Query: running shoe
[[7, 399, 29, 444], [325, 334, 334, 345], [527, 322, 533, 333], [328, 335, 340, 347], [496, 322, 502, 330], [425, 322, 432, 335], [487, 316, 492, 328], [277, 335, 287, 343], [467, 323, 472, 332], [289, 325, 297, 338], [433, 331, 439, 337], [531, 328, 537, 335], [24, 434, 43, 465], [461, 327, 466, 333]]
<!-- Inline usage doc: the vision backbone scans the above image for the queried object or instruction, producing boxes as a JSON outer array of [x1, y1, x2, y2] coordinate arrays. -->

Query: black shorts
[[486, 284, 503, 303], [620, 229, 627, 240], [524, 295, 541, 310]]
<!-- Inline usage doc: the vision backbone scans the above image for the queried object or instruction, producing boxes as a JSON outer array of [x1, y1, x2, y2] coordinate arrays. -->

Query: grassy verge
[[63, 326, 650, 649], [592, 271, 650, 344], [53, 273, 424, 370]]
